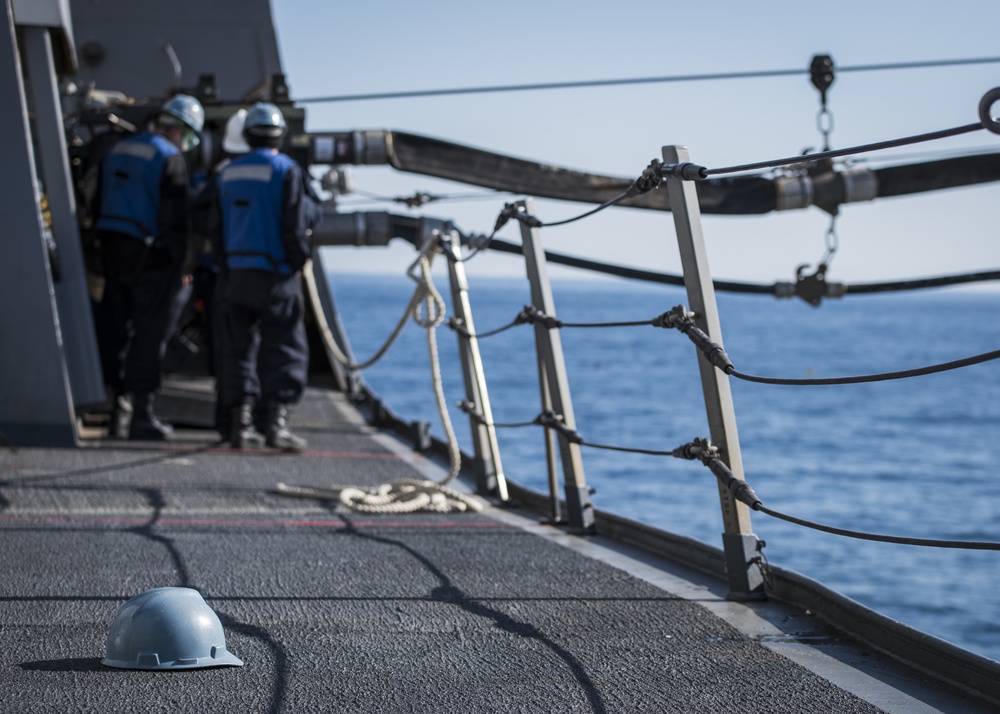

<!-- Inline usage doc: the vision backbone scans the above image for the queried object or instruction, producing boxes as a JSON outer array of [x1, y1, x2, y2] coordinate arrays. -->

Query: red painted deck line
[[82, 443, 410, 460], [212, 447, 409, 460], [0, 513, 509, 529]]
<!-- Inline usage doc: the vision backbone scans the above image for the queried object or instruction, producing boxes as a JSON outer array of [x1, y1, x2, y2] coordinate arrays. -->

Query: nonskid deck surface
[[0, 387, 984, 713]]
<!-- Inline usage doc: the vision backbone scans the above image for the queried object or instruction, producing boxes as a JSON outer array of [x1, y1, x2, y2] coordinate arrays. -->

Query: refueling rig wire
[[699, 122, 985, 177], [656, 86, 1000, 178], [297, 56, 1000, 105]]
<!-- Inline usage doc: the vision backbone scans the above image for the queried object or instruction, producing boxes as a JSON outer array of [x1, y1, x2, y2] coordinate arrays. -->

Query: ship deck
[[0, 383, 994, 713]]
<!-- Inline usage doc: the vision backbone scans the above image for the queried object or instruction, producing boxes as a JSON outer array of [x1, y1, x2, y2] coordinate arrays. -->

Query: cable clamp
[[654, 306, 735, 373], [516, 305, 563, 329], [672, 436, 718, 462], [492, 203, 519, 234], [464, 232, 492, 251], [624, 159, 665, 198], [773, 264, 846, 307], [535, 410, 583, 444], [512, 210, 543, 229], [658, 162, 708, 181], [447, 316, 470, 337], [700, 452, 763, 510], [652, 304, 695, 329], [494, 201, 542, 230], [457, 400, 486, 423]]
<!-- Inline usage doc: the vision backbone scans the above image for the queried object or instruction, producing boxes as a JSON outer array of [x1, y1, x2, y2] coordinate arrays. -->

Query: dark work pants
[[221, 270, 307, 416], [213, 270, 260, 435], [99, 256, 180, 396]]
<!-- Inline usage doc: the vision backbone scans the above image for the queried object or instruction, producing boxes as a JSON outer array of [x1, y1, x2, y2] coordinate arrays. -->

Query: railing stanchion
[[662, 145, 765, 600], [537, 364, 563, 525], [438, 226, 509, 501], [517, 199, 595, 533]]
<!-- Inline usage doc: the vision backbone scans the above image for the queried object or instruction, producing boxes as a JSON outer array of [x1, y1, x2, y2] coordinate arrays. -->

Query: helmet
[[243, 101, 287, 139], [160, 93, 205, 133], [159, 94, 205, 151], [102, 587, 244, 670], [222, 108, 250, 154]]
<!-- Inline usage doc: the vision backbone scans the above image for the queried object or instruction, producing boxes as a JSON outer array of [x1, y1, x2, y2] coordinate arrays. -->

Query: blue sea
[[325, 270, 1000, 663]]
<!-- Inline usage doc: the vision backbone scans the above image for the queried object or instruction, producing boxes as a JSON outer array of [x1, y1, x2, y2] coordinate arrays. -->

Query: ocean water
[[324, 269, 1000, 663]]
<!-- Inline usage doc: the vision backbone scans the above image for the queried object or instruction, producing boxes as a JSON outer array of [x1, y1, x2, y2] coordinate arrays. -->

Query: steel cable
[[704, 123, 985, 176], [694, 450, 1000, 550], [658, 305, 1000, 386], [754, 503, 1000, 550], [296, 55, 1000, 104], [727, 350, 1000, 386]]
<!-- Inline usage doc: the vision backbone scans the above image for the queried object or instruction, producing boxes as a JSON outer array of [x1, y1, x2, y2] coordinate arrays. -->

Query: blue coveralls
[[95, 132, 189, 395], [216, 148, 315, 413]]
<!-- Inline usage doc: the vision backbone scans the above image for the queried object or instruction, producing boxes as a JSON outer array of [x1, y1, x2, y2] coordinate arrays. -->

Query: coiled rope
[[283, 253, 478, 513], [275, 479, 482, 514]]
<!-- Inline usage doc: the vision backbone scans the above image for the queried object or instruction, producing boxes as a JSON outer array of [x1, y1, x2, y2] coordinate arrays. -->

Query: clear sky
[[270, 0, 1000, 287]]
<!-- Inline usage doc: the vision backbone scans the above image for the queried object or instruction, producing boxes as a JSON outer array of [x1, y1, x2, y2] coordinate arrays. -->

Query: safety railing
[[306, 86, 1000, 602]]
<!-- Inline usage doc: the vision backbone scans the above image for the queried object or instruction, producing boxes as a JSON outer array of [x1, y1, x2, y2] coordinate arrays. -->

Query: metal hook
[[791, 262, 846, 307]]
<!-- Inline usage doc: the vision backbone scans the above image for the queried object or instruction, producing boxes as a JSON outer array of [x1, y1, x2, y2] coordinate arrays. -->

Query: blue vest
[[218, 149, 295, 274], [95, 132, 177, 243]]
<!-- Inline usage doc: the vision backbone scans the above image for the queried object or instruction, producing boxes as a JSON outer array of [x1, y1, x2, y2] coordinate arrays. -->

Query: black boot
[[108, 390, 132, 439], [129, 392, 173, 440], [265, 403, 306, 451], [230, 399, 264, 449]]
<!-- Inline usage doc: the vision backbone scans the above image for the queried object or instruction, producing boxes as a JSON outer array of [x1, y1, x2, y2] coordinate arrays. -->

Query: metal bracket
[[774, 263, 846, 307]]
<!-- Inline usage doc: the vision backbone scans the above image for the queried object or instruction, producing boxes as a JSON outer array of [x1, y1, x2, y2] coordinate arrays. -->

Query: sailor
[[187, 108, 259, 440], [213, 102, 320, 450], [94, 93, 205, 440]]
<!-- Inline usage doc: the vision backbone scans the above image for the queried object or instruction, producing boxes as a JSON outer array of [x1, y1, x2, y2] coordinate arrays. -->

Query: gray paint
[[0, 0, 76, 446], [22, 25, 104, 408], [68, 0, 283, 101]]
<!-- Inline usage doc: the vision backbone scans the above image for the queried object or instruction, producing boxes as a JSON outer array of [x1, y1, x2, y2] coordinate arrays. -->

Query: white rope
[[286, 248, 471, 513], [274, 480, 483, 513], [409, 254, 463, 486], [305, 261, 425, 372]]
